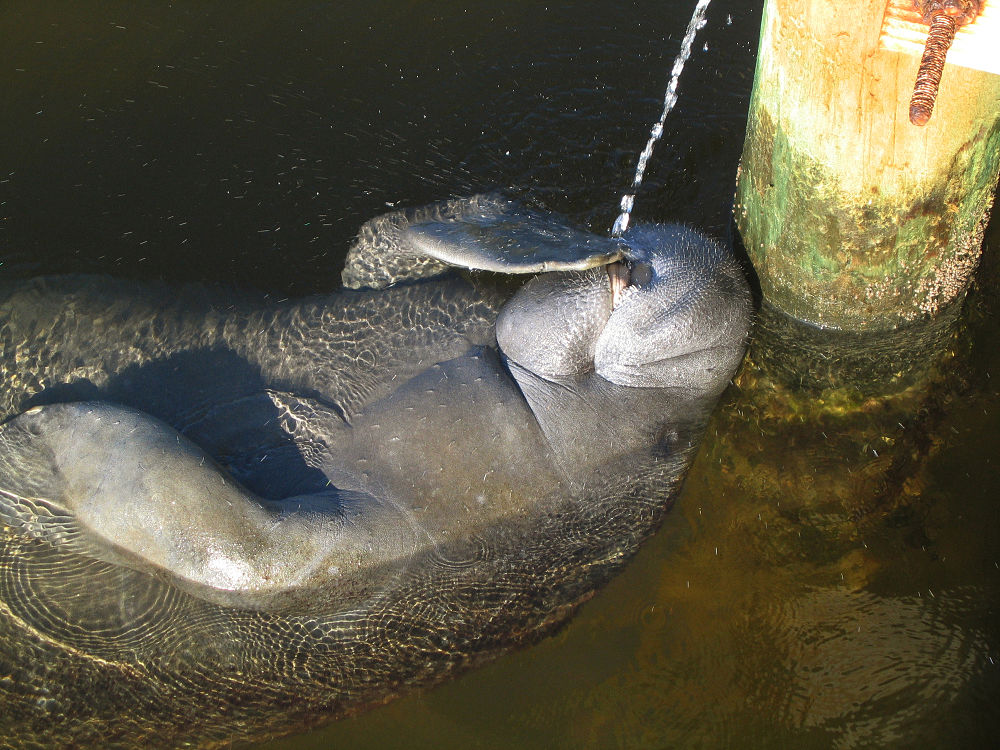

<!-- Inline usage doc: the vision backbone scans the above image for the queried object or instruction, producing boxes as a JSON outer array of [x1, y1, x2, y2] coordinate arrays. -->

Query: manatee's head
[[342, 196, 750, 395], [496, 224, 751, 395]]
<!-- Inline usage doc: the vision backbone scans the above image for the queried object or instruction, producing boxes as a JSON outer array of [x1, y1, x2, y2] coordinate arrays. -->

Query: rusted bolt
[[908, 0, 982, 126]]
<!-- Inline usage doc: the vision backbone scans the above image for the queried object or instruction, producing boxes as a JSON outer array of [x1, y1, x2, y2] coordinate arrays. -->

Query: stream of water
[[611, 0, 714, 238]]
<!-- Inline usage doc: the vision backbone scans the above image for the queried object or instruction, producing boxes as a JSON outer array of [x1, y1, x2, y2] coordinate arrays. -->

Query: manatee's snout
[[497, 224, 751, 392], [608, 251, 661, 309], [495, 240, 645, 382], [496, 266, 612, 381]]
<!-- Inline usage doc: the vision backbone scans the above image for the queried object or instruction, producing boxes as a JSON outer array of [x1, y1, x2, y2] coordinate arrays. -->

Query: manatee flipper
[[342, 194, 623, 290], [0, 402, 420, 610]]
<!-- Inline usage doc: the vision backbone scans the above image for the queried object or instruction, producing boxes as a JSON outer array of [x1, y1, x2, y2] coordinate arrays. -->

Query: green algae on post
[[735, 0, 1000, 331]]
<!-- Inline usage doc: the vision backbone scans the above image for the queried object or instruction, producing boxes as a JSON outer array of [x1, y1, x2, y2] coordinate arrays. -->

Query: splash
[[611, 0, 713, 237]]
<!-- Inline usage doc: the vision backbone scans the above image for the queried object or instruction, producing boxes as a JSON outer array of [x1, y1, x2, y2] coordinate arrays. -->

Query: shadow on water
[[22, 348, 335, 500]]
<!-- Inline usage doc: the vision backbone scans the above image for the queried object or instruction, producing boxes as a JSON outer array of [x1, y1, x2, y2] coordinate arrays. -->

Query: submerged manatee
[[0, 195, 750, 747]]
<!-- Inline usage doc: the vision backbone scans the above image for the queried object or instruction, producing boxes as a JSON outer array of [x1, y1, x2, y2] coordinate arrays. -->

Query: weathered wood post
[[735, 0, 1000, 331]]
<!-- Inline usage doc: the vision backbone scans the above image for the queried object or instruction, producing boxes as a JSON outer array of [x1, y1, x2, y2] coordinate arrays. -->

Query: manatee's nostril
[[630, 262, 653, 287], [607, 261, 631, 309]]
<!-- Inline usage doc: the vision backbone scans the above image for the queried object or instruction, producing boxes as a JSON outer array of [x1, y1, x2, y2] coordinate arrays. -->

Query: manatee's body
[[0, 196, 750, 747]]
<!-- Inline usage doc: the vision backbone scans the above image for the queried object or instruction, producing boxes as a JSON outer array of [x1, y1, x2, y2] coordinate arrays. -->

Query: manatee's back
[[0, 275, 499, 423]]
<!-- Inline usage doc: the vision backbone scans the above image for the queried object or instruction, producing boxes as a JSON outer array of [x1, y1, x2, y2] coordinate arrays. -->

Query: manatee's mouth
[[607, 260, 631, 309]]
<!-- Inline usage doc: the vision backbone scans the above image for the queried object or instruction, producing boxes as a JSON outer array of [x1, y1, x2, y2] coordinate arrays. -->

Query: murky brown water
[[3, 0, 998, 747], [257, 233, 1000, 749]]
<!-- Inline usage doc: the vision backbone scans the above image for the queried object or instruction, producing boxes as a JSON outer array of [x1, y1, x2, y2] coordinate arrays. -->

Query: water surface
[[3, 0, 998, 747]]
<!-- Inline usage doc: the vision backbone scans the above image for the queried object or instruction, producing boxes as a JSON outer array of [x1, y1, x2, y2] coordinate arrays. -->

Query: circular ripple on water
[[426, 533, 492, 572], [0, 532, 194, 659]]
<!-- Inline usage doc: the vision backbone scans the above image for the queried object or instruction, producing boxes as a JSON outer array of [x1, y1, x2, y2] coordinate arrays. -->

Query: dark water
[[3, 0, 998, 747], [3, 0, 754, 291]]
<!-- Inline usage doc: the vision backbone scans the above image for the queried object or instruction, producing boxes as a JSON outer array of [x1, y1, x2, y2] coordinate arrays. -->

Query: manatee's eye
[[629, 262, 654, 287]]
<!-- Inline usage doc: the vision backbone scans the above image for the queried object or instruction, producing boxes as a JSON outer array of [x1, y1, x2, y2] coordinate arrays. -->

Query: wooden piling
[[735, 0, 1000, 330]]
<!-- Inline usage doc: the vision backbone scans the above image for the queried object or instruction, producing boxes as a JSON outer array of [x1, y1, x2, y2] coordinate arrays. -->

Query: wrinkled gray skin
[[0, 196, 749, 748]]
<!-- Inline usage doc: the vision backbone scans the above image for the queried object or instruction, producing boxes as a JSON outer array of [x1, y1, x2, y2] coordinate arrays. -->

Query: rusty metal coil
[[908, 0, 984, 126], [908, 13, 958, 125]]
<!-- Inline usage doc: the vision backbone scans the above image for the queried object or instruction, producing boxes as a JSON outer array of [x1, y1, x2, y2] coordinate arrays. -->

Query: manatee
[[0, 195, 750, 748]]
